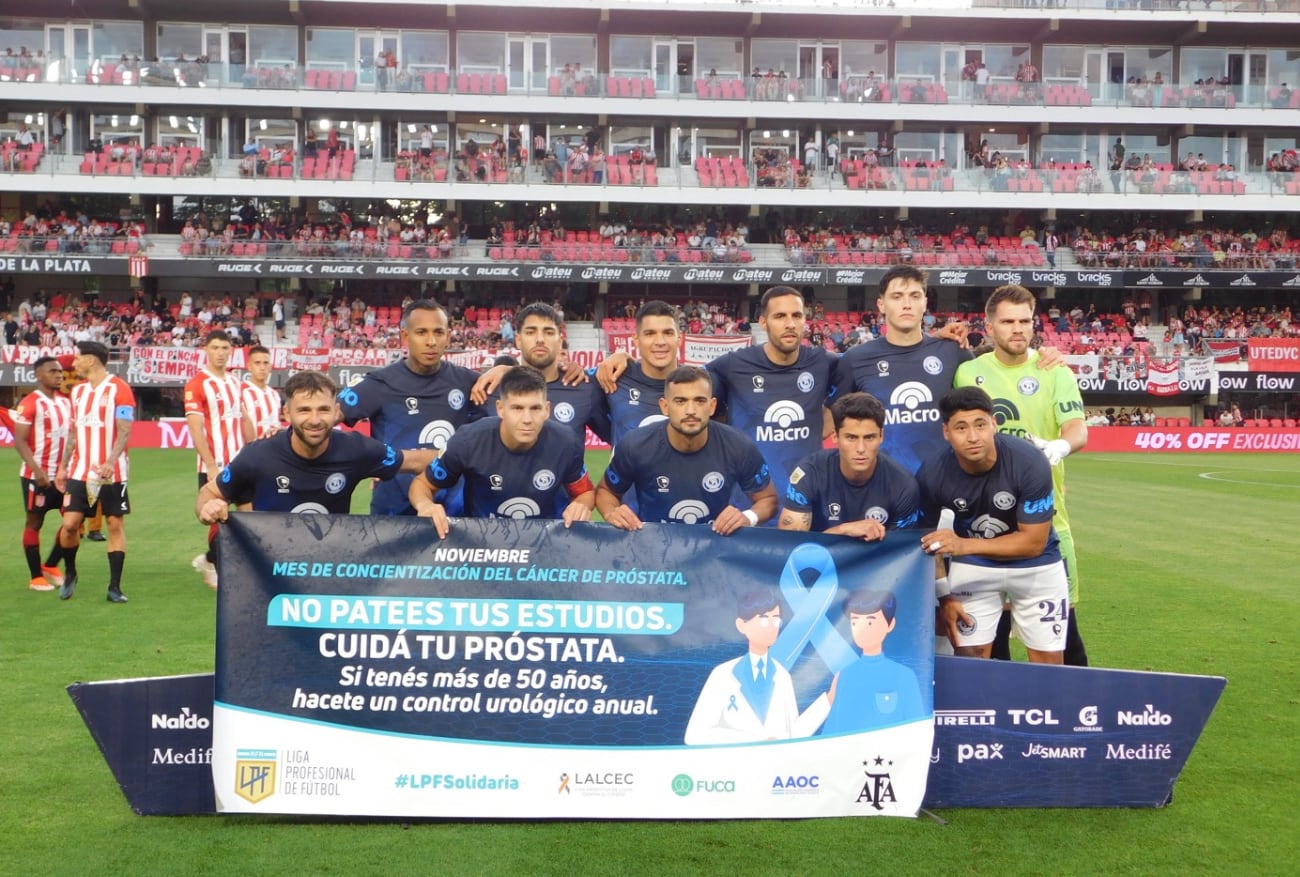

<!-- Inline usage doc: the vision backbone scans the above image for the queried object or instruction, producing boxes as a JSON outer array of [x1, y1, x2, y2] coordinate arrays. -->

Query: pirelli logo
[[934, 709, 996, 727]]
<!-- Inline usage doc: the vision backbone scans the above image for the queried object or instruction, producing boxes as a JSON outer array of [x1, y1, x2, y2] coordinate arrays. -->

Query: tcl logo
[[1007, 709, 1059, 726]]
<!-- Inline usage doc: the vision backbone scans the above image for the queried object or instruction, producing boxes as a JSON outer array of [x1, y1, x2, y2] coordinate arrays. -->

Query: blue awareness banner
[[212, 515, 935, 818]]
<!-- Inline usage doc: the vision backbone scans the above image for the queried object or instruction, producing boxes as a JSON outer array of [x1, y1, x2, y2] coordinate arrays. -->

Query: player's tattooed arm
[[778, 509, 813, 531]]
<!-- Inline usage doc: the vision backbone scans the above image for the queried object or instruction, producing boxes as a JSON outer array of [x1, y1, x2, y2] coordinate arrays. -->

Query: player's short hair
[[32, 355, 59, 370], [664, 365, 712, 392], [283, 370, 338, 401], [736, 588, 780, 622], [204, 329, 232, 346], [516, 301, 562, 330], [635, 300, 678, 329], [844, 588, 897, 623], [985, 284, 1037, 319], [75, 340, 110, 365], [878, 265, 928, 298], [940, 386, 995, 422], [493, 354, 519, 367], [498, 364, 548, 400], [760, 285, 803, 316], [400, 299, 447, 328], [831, 392, 887, 431], [247, 344, 271, 358]]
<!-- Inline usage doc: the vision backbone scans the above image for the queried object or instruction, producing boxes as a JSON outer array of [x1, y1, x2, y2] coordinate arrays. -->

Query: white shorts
[[948, 561, 1069, 652]]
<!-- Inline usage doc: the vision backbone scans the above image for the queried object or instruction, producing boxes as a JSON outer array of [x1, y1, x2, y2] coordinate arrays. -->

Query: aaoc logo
[[771, 775, 820, 794], [671, 773, 734, 796], [1117, 704, 1173, 726]]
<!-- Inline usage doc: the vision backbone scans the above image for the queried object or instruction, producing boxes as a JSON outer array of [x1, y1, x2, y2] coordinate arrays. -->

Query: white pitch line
[[1198, 471, 1300, 488]]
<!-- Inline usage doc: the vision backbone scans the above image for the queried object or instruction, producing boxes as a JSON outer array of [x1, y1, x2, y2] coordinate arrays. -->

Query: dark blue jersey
[[425, 418, 590, 520], [916, 433, 1060, 570], [829, 335, 970, 474], [336, 359, 481, 515], [708, 344, 836, 524], [785, 448, 922, 532], [602, 421, 770, 525], [486, 376, 611, 445], [216, 429, 402, 514], [603, 361, 669, 446]]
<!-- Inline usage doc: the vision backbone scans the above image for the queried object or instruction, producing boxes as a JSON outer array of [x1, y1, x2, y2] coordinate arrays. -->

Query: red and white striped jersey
[[241, 381, 283, 440], [67, 375, 135, 483], [185, 369, 245, 472], [14, 390, 72, 479]]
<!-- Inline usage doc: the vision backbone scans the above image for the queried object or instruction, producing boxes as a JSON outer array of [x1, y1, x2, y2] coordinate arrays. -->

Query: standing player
[[196, 371, 434, 521], [53, 341, 135, 603], [408, 365, 595, 538], [337, 300, 481, 516], [829, 266, 971, 474], [954, 284, 1089, 665], [240, 344, 282, 442], [917, 387, 1069, 664], [706, 285, 836, 523], [779, 392, 921, 538], [596, 365, 776, 534], [12, 356, 72, 591], [185, 330, 245, 588], [599, 300, 682, 443]]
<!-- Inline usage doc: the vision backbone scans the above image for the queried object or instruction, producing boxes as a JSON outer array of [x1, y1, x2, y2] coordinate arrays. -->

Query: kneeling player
[[917, 387, 1068, 664]]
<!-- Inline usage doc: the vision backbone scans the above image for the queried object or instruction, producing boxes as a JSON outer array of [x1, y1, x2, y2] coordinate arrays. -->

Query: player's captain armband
[[114, 405, 135, 421], [934, 576, 952, 598]]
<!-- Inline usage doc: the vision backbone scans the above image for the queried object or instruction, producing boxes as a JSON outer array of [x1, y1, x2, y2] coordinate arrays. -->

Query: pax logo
[[957, 743, 1003, 763]]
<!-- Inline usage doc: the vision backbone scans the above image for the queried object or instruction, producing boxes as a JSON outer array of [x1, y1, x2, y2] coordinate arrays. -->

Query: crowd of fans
[[1071, 225, 1297, 269], [0, 209, 148, 253]]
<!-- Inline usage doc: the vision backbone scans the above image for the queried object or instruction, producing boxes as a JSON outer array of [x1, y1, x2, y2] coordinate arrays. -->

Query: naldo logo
[[671, 773, 735, 796]]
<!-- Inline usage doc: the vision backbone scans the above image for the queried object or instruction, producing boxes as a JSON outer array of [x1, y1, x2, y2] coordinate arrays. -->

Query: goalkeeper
[[955, 284, 1089, 666]]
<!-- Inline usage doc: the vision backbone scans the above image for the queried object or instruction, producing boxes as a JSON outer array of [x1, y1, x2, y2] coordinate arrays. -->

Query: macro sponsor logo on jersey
[[968, 514, 1011, 538], [770, 774, 821, 796], [884, 382, 940, 425], [756, 400, 811, 443], [1117, 704, 1173, 726], [419, 420, 456, 448], [497, 497, 543, 518], [990, 398, 1029, 437], [855, 756, 897, 810], [671, 773, 735, 796], [934, 708, 996, 726], [667, 499, 711, 524]]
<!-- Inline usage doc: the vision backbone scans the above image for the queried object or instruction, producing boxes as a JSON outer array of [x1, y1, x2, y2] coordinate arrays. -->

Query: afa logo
[[497, 497, 542, 519], [553, 402, 575, 423], [234, 748, 278, 804], [856, 756, 897, 811], [668, 500, 711, 524], [419, 420, 456, 448]]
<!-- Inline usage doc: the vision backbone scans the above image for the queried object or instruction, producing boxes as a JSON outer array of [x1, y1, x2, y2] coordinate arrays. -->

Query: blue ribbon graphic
[[771, 543, 858, 675]]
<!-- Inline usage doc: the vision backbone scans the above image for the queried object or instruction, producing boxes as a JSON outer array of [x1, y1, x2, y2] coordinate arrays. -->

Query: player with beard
[[596, 365, 776, 533]]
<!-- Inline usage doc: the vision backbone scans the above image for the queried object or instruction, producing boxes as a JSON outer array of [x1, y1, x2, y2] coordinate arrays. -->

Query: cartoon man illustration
[[820, 589, 926, 735], [684, 588, 829, 744]]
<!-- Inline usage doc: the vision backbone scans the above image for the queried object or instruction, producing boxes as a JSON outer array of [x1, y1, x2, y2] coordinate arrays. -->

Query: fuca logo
[[758, 400, 810, 443], [992, 491, 1016, 511], [235, 748, 277, 804], [533, 469, 556, 491], [770, 774, 820, 795], [701, 471, 726, 493], [405, 396, 420, 413], [672, 773, 734, 796], [855, 756, 897, 810], [150, 706, 210, 730], [886, 382, 939, 425], [668, 500, 711, 524], [324, 472, 347, 495], [1017, 377, 1039, 396], [553, 402, 575, 423], [796, 371, 815, 393], [497, 497, 542, 519], [418, 419, 456, 448], [1117, 704, 1173, 726], [448, 389, 466, 411], [1074, 705, 1104, 733]]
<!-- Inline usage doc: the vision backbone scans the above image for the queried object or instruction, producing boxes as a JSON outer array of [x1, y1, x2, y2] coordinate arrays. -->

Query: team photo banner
[[213, 516, 935, 819]]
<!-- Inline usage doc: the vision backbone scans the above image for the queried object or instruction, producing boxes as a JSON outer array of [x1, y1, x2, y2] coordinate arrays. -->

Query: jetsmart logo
[[756, 400, 810, 443], [885, 382, 940, 425]]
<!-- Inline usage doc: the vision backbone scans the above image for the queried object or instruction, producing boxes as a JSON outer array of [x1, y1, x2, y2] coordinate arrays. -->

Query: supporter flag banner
[[1145, 361, 1181, 396], [681, 334, 752, 366], [1247, 338, 1300, 372], [126, 347, 204, 385], [1064, 354, 1100, 379], [213, 516, 935, 819], [288, 347, 331, 372], [925, 657, 1224, 808], [1204, 340, 1243, 364], [1181, 356, 1214, 383]]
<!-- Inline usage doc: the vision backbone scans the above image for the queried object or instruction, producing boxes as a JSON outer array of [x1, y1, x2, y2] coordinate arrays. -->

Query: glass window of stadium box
[[51, 21, 144, 84], [306, 117, 363, 154], [1174, 133, 1244, 170], [306, 28, 354, 72], [609, 124, 656, 161], [610, 35, 652, 80], [750, 39, 798, 100], [1179, 47, 1272, 106], [1082, 46, 1171, 105], [1039, 132, 1102, 167], [534, 34, 596, 94], [0, 22, 44, 81], [357, 30, 398, 91], [245, 26, 298, 89], [894, 130, 961, 167], [681, 125, 742, 165], [395, 121, 448, 156], [401, 31, 449, 75], [156, 113, 207, 149], [692, 37, 742, 95], [751, 129, 799, 188], [246, 118, 298, 154], [839, 41, 888, 102], [89, 113, 144, 157], [458, 31, 505, 76]]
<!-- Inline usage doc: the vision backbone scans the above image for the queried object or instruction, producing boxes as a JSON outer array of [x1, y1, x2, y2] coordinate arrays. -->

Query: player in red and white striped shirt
[[185, 330, 245, 589], [54, 341, 135, 603], [12, 356, 72, 591], [240, 344, 282, 442]]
